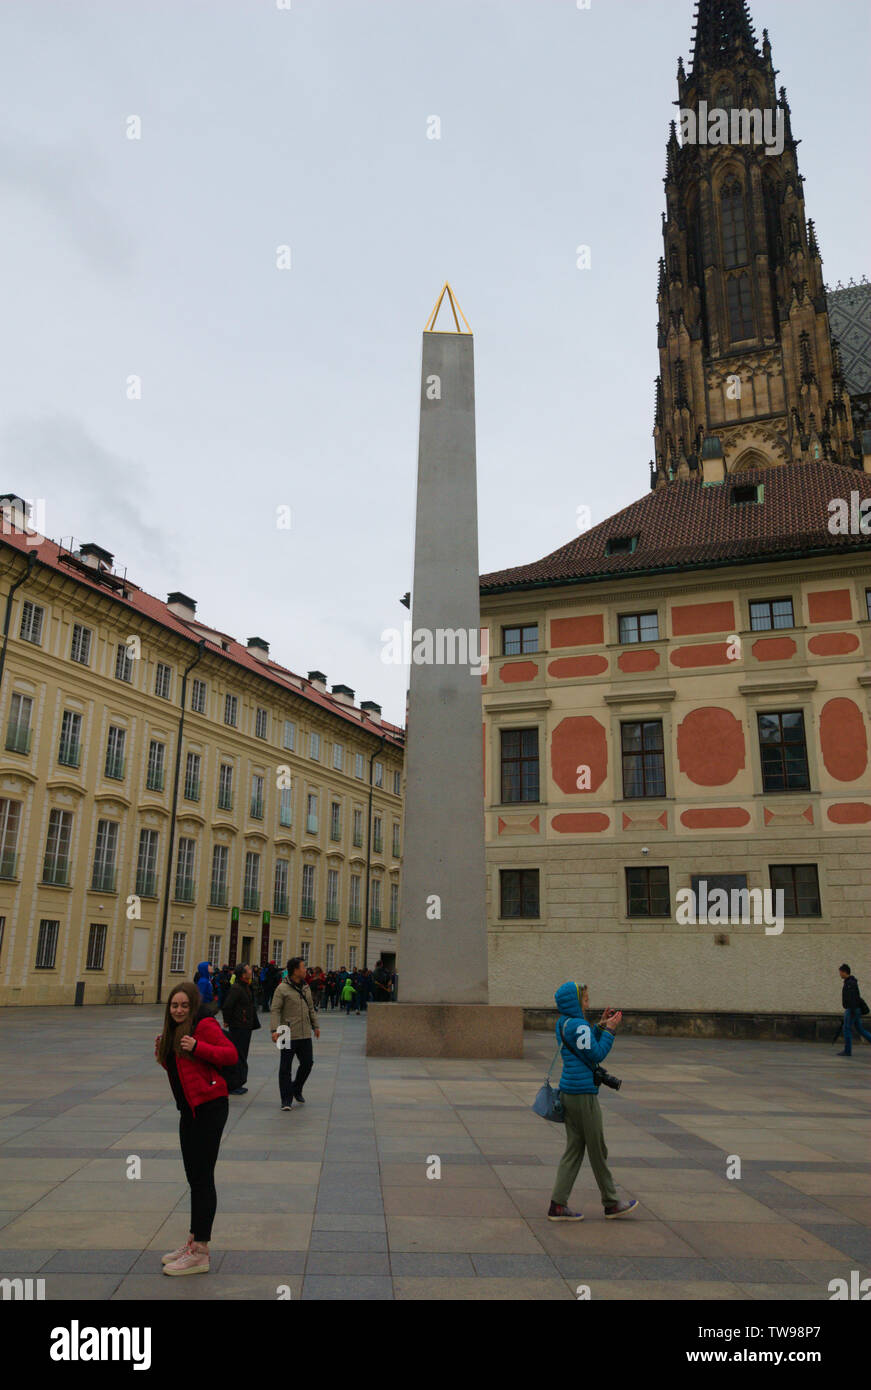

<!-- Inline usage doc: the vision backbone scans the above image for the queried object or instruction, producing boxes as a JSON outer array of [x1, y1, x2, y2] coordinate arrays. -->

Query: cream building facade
[[0, 514, 403, 1006]]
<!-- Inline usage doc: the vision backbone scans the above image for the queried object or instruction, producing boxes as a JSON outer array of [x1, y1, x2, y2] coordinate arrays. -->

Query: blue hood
[[195, 961, 210, 979], [555, 981, 586, 1019]]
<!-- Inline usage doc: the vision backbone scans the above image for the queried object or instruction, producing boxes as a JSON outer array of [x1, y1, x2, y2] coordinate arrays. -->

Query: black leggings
[[179, 1097, 228, 1242]]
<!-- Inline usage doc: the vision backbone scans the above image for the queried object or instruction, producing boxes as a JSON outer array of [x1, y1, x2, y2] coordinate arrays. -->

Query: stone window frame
[[496, 866, 541, 922], [484, 700, 550, 809], [743, 588, 800, 635], [738, 682, 821, 798], [605, 694, 675, 806]]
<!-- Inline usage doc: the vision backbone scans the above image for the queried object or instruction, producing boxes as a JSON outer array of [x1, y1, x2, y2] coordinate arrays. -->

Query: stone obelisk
[[366, 285, 523, 1057]]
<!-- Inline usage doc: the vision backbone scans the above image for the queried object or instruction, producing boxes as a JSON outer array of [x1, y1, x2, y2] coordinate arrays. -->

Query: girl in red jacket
[[155, 981, 238, 1275]]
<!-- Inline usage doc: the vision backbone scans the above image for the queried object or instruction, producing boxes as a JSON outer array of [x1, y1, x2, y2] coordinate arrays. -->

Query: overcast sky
[[2, 0, 868, 725]]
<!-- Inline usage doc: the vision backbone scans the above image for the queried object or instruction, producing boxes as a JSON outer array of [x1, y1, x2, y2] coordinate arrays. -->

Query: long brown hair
[[156, 981, 203, 1066]]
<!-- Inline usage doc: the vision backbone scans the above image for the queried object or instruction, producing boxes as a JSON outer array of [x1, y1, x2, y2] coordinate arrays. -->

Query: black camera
[[594, 1065, 622, 1091]]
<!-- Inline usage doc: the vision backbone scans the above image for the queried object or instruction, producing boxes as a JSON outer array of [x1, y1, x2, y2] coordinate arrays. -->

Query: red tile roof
[[480, 464, 871, 594], [0, 530, 404, 748]]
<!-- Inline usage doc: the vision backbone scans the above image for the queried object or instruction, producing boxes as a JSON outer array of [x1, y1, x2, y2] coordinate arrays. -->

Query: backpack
[[860, 997, 869, 1016], [218, 1029, 244, 1091]]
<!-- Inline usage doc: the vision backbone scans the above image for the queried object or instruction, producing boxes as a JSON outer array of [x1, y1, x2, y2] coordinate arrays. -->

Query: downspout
[[0, 550, 38, 695], [156, 638, 206, 1002], [362, 731, 387, 973]]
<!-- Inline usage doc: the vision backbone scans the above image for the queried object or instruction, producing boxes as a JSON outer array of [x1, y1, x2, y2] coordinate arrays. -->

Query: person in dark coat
[[838, 963, 871, 1057], [222, 963, 258, 1093]]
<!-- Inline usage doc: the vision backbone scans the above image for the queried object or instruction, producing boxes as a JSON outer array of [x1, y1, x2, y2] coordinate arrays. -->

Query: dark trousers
[[279, 1038, 314, 1103], [843, 1008, 871, 1056], [343, 996, 355, 1015], [227, 1026, 252, 1087], [179, 1097, 228, 1242]]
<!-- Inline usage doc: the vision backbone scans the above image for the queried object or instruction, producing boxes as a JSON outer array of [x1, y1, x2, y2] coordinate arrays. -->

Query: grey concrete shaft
[[398, 331, 489, 1004]]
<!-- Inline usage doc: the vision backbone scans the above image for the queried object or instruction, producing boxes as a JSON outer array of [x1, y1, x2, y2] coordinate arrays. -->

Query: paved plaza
[[0, 1006, 868, 1301]]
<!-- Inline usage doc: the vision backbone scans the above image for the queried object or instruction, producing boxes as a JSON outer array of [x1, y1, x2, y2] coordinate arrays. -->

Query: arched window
[[721, 180, 748, 267], [726, 274, 754, 341]]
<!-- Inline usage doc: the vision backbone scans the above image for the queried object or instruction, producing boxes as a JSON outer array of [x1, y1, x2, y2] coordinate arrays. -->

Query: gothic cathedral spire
[[651, 1, 855, 488]]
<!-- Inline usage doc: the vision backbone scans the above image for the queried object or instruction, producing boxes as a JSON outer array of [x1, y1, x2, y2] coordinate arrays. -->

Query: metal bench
[[107, 983, 144, 1004]]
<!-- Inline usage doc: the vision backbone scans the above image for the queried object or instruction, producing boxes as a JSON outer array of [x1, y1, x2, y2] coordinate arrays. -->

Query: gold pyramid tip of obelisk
[[423, 282, 472, 334]]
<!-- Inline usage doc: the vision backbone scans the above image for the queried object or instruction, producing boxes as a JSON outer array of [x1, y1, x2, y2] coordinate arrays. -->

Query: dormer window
[[606, 535, 638, 557], [731, 483, 763, 505]]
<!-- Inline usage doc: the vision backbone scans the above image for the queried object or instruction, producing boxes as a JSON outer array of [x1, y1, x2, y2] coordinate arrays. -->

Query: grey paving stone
[[309, 1230, 388, 1253], [313, 1214, 386, 1233], [711, 1258, 814, 1285], [301, 1275, 394, 1299], [799, 1225, 871, 1264], [0, 1250, 56, 1272], [219, 1251, 307, 1275], [41, 1249, 141, 1273], [315, 1193, 385, 1216], [305, 1251, 391, 1276], [471, 1253, 561, 1277], [388, 1253, 476, 1277], [553, 1255, 730, 1282]]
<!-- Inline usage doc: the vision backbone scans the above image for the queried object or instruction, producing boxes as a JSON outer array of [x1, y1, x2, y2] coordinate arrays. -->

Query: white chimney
[[331, 684, 355, 706], [308, 670, 328, 692], [247, 637, 270, 663], [167, 591, 197, 622], [361, 700, 382, 725]]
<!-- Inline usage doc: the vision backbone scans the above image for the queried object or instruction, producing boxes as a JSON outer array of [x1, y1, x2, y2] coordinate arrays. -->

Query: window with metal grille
[[727, 273, 754, 340], [757, 711, 810, 792], [105, 725, 126, 780], [43, 810, 72, 885], [278, 785, 293, 827], [86, 923, 107, 971], [499, 869, 539, 919], [370, 876, 382, 927], [500, 729, 539, 803], [390, 881, 399, 929], [19, 600, 44, 645], [136, 829, 159, 898], [502, 624, 538, 655], [70, 623, 92, 665], [273, 859, 289, 915], [326, 868, 340, 921], [184, 751, 201, 802], [0, 799, 21, 879], [621, 720, 665, 798], [58, 710, 82, 768], [349, 874, 362, 924], [301, 863, 316, 918], [243, 852, 260, 911], [92, 820, 118, 892], [35, 919, 60, 969], [283, 720, 295, 751], [146, 740, 165, 792], [330, 802, 341, 841], [750, 598, 793, 631], [6, 692, 33, 755], [191, 678, 207, 714], [306, 793, 318, 834], [770, 864, 821, 917], [619, 612, 659, 644], [218, 763, 233, 810], [210, 844, 228, 907], [175, 837, 196, 902], [250, 773, 264, 819], [255, 707, 268, 739], [626, 866, 670, 916], [170, 931, 186, 972], [224, 693, 238, 727], [115, 643, 134, 683], [721, 179, 748, 267]]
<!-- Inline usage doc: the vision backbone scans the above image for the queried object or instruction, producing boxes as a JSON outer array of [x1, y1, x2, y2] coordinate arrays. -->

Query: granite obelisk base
[[366, 1003, 523, 1058]]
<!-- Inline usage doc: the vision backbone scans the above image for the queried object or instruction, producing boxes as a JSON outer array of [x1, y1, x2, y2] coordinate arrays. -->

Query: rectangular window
[[170, 931, 186, 973], [621, 720, 665, 799], [217, 763, 233, 811], [115, 642, 134, 683], [250, 773, 265, 819], [35, 919, 60, 969], [333, 742, 344, 771], [105, 725, 126, 781], [502, 624, 538, 655], [353, 808, 363, 847], [191, 678, 207, 714], [70, 623, 92, 666], [370, 877, 382, 927], [136, 829, 159, 898], [500, 868, 540, 919], [392, 823, 400, 858], [500, 728, 540, 803], [390, 881, 399, 929], [146, 739, 165, 792], [279, 785, 293, 827], [300, 940, 310, 965], [155, 663, 172, 700], [770, 864, 821, 917], [758, 711, 810, 792], [373, 816, 383, 853], [0, 798, 21, 879], [619, 612, 659, 644], [306, 793, 318, 834], [175, 837, 196, 902], [325, 943, 335, 971], [207, 934, 222, 968], [690, 873, 748, 918], [355, 753, 364, 779], [348, 945, 357, 970], [255, 707, 268, 739], [86, 923, 107, 971], [210, 844, 229, 907], [224, 693, 238, 727], [20, 600, 44, 645], [6, 692, 33, 755], [184, 751, 201, 802], [273, 859, 289, 915], [727, 273, 754, 341], [243, 851, 261, 912], [349, 874, 362, 924], [749, 598, 794, 632], [92, 819, 119, 892], [283, 719, 295, 751], [374, 761, 383, 788], [626, 866, 670, 917], [326, 868, 339, 921], [43, 809, 73, 884], [309, 732, 320, 761], [58, 710, 82, 768], [330, 801, 341, 841], [393, 770, 401, 797], [301, 863, 316, 918], [272, 939, 284, 964]]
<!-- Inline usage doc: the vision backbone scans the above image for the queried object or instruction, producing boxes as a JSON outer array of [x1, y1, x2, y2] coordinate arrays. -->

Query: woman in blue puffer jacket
[[548, 980, 638, 1223]]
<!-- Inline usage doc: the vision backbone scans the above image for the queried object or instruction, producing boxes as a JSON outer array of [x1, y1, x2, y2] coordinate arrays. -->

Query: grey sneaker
[[605, 1199, 639, 1219]]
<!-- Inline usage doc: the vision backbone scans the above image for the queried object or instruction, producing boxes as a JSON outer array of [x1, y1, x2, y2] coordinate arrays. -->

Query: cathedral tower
[[651, 0, 855, 488]]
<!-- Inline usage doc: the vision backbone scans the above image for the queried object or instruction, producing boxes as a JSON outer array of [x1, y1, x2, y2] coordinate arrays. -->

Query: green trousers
[[551, 1092, 618, 1208]]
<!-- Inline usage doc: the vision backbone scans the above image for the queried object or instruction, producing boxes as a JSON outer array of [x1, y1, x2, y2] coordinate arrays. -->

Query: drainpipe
[[362, 731, 387, 973], [156, 638, 206, 1002], [0, 550, 38, 695]]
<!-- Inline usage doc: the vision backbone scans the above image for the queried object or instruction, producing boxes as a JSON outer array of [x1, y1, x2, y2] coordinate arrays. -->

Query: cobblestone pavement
[[0, 1006, 868, 1300]]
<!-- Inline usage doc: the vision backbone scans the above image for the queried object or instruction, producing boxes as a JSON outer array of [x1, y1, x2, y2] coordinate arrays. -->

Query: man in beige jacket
[[270, 957, 320, 1111]]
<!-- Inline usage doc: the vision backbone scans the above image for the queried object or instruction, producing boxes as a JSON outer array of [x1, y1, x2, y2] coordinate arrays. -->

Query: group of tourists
[[195, 960, 397, 1015]]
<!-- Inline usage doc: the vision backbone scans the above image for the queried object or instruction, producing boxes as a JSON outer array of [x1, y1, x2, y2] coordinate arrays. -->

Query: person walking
[[372, 960, 393, 1004], [548, 980, 638, 1222], [222, 963, 259, 1094], [341, 975, 357, 1016], [194, 961, 215, 1006], [154, 980, 238, 1275], [837, 963, 871, 1057], [270, 957, 320, 1110]]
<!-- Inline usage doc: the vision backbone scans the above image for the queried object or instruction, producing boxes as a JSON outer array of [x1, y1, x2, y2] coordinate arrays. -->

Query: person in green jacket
[[341, 977, 358, 1016]]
